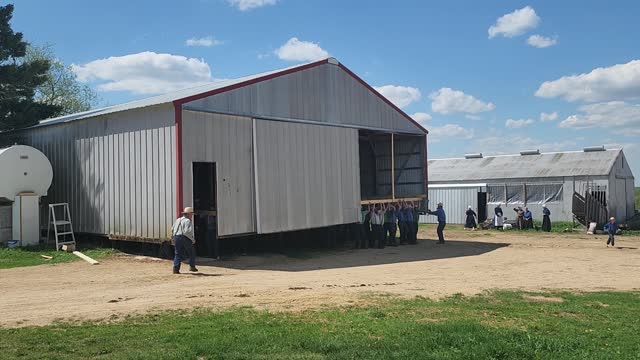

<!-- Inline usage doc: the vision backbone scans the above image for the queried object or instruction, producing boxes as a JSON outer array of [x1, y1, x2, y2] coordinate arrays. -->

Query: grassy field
[[1, 291, 639, 359], [0, 246, 118, 269]]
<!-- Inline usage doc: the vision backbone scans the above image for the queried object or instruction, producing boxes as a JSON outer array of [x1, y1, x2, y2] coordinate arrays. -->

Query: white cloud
[[505, 118, 536, 128], [72, 51, 213, 95], [429, 124, 474, 143], [374, 85, 422, 108], [488, 6, 540, 39], [535, 59, 640, 102], [228, 0, 277, 11], [429, 87, 496, 114], [527, 34, 558, 48], [465, 114, 482, 120], [411, 112, 432, 123], [473, 134, 577, 154], [274, 37, 329, 62], [539, 111, 558, 122], [559, 101, 640, 129], [185, 36, 223, 47]]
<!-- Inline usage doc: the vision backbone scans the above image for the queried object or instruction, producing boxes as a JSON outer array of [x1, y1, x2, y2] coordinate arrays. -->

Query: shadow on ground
[[198, 239, 510, 272]]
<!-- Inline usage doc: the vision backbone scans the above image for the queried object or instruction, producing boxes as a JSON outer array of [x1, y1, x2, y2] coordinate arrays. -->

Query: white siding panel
[[425, 187, 479, 225], [254, 120, 360, 233], [181, 111, 255, 236], [185, 63, 423, 135], [13, 104, 176, 241]]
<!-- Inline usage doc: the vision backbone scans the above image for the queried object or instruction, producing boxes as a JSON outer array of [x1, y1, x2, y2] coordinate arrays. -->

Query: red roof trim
[[173, 58, 330, 106], [337, 63, 428, 134]]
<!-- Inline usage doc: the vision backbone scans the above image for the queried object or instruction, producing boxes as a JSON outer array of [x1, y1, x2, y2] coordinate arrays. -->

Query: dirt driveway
[[2, 227, 639, 327]]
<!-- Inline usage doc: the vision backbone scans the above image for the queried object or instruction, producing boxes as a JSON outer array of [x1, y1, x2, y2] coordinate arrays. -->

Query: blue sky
[[10, 0, 640, 183]]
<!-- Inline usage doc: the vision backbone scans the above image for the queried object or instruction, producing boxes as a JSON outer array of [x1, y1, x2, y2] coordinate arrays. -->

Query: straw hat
[[183, 206, 195, 214]]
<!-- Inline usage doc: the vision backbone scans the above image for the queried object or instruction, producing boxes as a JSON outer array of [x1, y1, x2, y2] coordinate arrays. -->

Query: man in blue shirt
[[523, 207, 533, 229], [427, 202, 446, 244], [397, 203, 407, 245], [604, 217, 618, 247]]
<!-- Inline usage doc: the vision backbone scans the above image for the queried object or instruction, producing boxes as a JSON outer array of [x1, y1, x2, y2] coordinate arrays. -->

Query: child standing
[[604, 217, 618, 248]]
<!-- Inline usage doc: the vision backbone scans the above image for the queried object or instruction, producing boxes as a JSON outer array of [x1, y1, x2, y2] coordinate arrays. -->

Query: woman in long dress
[[494, 204, 504, 229], [541, 204, 551, 232], [465, 206, 477, 230]]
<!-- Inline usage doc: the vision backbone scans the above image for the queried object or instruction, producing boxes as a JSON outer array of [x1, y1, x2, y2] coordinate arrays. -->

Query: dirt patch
[[1, 227, 639, 328], [523, 295, 565, 303]]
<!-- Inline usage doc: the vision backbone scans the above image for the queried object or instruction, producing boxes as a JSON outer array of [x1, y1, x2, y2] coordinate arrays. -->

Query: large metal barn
[[1, 58, 428, 248]]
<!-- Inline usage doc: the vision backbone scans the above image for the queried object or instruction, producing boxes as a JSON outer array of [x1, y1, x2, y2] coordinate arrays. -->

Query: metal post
[[391, 133, 395, 201]]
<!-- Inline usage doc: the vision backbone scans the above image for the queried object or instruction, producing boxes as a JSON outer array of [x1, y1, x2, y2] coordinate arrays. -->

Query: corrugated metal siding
[[425, 187, 479, 224], [254, 120, 360, 233], [184, 63, 423, 134], [14, 104, 176, 240], [181, 111, 255, 236], [428, 150, 623, 182]]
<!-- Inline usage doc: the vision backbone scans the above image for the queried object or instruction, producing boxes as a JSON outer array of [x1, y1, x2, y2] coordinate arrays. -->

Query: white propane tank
[[0, 145, 53, 200], [0, 145, 53, 247]]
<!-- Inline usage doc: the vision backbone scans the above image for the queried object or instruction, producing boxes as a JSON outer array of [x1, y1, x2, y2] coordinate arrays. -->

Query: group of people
[[358, 201, 421, 249], [492, 203, 553, 232]]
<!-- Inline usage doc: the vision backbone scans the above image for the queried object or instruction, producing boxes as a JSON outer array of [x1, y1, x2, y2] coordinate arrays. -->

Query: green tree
[[25, 44, 98, 116], [0, 4, 60, 131]]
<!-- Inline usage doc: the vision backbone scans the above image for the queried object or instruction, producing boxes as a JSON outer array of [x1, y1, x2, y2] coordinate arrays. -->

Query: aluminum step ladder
[[47, 203, 76, 250]]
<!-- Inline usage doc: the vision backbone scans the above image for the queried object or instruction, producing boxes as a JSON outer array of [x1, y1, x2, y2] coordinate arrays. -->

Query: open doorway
[[192, 162, 219, 258], [358, 130, 426, 207], [477, 192, 487, 222]]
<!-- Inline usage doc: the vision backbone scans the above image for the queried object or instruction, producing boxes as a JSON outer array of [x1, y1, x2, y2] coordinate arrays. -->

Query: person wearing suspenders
[[171, 207, 198, 274]]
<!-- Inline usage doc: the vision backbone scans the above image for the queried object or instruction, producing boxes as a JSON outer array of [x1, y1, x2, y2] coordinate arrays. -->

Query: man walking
[[427, 202, 446, 244], [172, 207, 198, 274], [604, 217, 618, 248]]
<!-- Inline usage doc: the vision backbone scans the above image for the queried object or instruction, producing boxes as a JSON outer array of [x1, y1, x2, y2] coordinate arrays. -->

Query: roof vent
[[583, 145, 605, 152], [520, 149, 540, 156], [464, 153, 483, 159]]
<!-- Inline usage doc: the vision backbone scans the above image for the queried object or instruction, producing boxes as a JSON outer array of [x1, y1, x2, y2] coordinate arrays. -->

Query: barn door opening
[[192, 162, 218, 258], [477, 192, 487, 222]]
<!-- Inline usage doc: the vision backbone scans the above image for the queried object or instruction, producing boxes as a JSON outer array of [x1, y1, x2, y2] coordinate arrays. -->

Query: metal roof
[[428, 149, 623, 182], [30, 57, 427, 134], [36, 61, 318, 128]]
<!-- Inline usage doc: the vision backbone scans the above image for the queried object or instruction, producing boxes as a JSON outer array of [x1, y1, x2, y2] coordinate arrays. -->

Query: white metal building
[[1, 58, 428, 244], [426, 148, 635, 225]]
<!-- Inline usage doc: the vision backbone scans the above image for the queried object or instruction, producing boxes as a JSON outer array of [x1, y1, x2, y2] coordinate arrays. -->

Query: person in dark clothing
[[464, 206, 477, 230], [371, 204, 386, 249], [523, 207, 533, 230], [494, 204, 504, 229], [383, 203, 398, 246], [427, 202, 446, 244], [541, 204, 552, 232], [604, 217, 618, 248], [359, 205, 372, 249], [404, 203, 416, 244], [397, 202, 407, 244], [514, 206, 524, 230], [411, 201, 420, 244]]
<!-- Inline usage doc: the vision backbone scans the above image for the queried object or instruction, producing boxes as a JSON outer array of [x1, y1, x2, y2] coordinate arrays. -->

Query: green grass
[[1, 291, 639, 359], [0, 246, 118, 269], [532, 221, 583, 233]]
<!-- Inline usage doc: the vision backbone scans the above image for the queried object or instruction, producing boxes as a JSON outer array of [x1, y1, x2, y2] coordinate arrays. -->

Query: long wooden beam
[[360, 195, 426, 205]]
